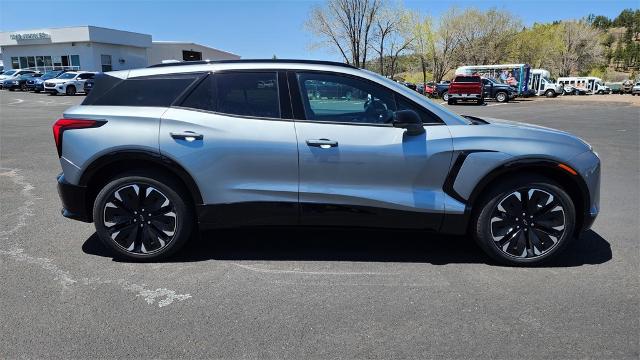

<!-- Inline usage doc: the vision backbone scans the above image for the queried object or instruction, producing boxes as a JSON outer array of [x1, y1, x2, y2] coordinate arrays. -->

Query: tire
[[495, 92, 508, 102], [447, 98, 456, 105], [66, 85, 76, 96], [8, 88, 14, 92], [93, 171, 195, 261], [544, 90, 555, 98], [34, 90, 40, 93], [472, 175, 576, 266], [442, 91, 449, 101]]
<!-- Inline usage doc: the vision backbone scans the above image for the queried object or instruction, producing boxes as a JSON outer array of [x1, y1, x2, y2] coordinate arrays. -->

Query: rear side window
[[181, 72, 280, 118], [454, 76, 480, 83], [87, 73, 200, 107]]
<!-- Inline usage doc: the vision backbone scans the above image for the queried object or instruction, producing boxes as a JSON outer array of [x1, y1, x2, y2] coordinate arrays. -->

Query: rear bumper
[[450, 93, 482, 99], [57, 173, 91, 222]]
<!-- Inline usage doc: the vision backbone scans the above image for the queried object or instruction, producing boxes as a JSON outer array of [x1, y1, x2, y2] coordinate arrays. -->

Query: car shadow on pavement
[[82, 228, 611, 267]]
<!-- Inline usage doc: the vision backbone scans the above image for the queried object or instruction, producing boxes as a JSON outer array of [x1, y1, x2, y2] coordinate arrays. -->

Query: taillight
[[52, 118, 106, 157]]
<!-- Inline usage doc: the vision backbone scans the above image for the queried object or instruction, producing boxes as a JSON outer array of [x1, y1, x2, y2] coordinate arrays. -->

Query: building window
[[27, 56, 36, 69], [70, 55, 80, 69], [19, 57, 28, 68], [101, 54, 112, 72], [11, 57, 19, 69], [61, 55, 70, 67], [44, 56, 52, 68], [182, 50, 202, 61]]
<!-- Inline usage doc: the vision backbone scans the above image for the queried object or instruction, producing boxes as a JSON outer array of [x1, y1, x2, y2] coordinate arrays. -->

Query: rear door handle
[[306, 139, 338, 148], [170, 131, 203, 141]]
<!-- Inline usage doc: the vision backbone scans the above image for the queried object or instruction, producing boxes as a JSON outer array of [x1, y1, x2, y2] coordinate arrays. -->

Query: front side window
[[297, 72, 395, 124], [182, 72, 280, 118]]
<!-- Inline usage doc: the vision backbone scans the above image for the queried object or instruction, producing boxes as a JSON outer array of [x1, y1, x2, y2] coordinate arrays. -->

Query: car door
[[482, 78, 492, 98], [290, 71, 453, 229], [76, 73, 92, 91], [160, 71, 299, 227]]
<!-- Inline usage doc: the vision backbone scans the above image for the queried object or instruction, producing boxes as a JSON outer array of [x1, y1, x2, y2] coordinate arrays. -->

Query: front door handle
[[171, 131, 203, 142], [306, 139, 338, 148]]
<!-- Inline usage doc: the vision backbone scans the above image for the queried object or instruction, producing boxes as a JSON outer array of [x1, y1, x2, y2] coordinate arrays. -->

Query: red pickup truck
[[447, 75, 484, 105]]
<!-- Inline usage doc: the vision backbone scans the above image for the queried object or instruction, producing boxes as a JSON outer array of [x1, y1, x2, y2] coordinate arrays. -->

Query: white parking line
[[6, 99, 24, 106]]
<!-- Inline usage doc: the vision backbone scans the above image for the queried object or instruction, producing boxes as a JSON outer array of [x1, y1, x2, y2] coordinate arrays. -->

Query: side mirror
[[392, 110, 425, 135]]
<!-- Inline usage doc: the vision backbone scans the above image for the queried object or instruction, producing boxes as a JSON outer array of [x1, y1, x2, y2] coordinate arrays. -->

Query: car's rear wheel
[[473, 175, 576, 266], [545, 89, 555, 98], [442, 91, 449, 101], [93, 172, 194, 261], [447, 98, 456, 105], [66, 85, 76, 96]]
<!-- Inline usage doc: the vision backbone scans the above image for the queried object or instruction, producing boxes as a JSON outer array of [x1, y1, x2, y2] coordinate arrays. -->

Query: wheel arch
[[467, 159, 590, 231], [79, 150, 203, 221]]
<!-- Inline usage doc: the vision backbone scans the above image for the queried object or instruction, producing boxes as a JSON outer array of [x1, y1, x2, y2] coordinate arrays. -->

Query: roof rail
[[147, 59, 358, 69]]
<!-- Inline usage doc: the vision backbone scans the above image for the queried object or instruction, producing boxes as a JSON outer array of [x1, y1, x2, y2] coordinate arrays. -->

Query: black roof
[[147, 59, 358, 69]]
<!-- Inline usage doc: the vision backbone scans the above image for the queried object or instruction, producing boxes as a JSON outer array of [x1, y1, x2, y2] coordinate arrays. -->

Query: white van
[[529, 69, 563, 97], [557, 76, 611, 95]]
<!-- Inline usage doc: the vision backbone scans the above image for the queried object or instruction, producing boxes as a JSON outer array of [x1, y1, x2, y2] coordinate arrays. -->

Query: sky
[[0, 0, 637, 61]]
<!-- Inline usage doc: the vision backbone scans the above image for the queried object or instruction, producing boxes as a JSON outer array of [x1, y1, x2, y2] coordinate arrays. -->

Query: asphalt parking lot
[[1, 90, 638, 359]]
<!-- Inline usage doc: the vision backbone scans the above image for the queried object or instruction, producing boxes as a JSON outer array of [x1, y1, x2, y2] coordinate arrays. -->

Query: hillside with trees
[[305, 0, 639, 82]]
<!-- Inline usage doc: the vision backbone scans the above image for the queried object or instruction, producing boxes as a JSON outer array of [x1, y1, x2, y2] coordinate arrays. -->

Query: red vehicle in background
[[447, 75, 484, 105], [416, 82, 435, 96]]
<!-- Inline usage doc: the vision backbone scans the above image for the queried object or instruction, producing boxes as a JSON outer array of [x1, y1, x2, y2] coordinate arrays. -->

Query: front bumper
[[57, 173, 91, 222]]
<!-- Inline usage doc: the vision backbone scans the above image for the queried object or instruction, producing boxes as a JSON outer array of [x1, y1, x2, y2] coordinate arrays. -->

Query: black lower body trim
[[197, 202, 443, 231], [197, 202, 299, 229], [57, 174, 91, 222]]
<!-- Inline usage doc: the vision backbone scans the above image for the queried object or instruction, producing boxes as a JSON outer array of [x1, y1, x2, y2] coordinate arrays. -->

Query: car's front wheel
[[442, 91, 449, 101], [495, 92, 508, 102], [473, 175, 576, 266], [93, 172, 194, 261]]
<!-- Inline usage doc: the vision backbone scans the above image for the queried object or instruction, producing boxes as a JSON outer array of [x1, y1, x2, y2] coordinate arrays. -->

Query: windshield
[[363, 69, 471, 125], [42, 71, 62, 79], [57, 73, 77, 79], [4, 70, 17, 75]]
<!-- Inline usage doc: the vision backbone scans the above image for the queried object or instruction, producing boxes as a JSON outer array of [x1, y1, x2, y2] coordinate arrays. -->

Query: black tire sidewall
[[66, 86, 76, 96], [92, 173, 194, 261], [496, 92, 507, 102], [473, 176, 576, 266]]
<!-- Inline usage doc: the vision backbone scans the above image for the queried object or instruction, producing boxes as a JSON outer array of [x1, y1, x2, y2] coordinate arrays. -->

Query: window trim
[[289, 70, 444, 127], [174, 69, 289, 122]]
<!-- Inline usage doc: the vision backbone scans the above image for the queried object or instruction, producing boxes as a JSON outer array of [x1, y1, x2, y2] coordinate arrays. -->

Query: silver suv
[[54, 60, 600, 265]]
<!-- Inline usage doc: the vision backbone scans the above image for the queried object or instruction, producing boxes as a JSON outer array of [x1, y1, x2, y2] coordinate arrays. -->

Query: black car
[[26, 70, 69, 92], [481, 78, 517, 102], [84, 78, 94, 94], [3, 73, 42, 91]]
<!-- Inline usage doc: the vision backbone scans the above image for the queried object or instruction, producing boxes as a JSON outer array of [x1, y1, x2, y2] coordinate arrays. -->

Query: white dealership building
[[0, 26, 240, 72]]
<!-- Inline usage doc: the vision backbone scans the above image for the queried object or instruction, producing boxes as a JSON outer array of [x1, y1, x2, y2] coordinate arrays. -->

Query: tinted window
[[91, 74, 199, 107], [455, 76, 480, 83], [216, 72, 280, 118], [297, 72, 395, 124], [181, 76, 216, 111], [181, 72, 280, 118]]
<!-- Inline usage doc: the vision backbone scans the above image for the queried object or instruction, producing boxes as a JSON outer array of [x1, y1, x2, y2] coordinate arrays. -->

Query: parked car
[[403, 82, 417, 91], [448, 75, 484, 105], [419, 82, 436, 97], [2, 73, 42, 91], [434, 82, 450, 100], [27, 70, 69, 92], [0, 69, 37, 89], [621, 80, 634, 94], [44, 71, 95, 95], [632, 82, 640, 96], [53, 59, 600, 266], [563, 85, 587, 96], [481, 78, 517, 102], [84, 78, 94, 94]]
